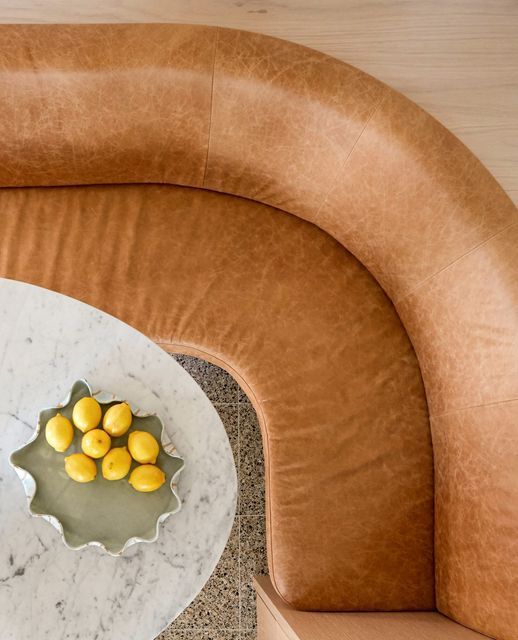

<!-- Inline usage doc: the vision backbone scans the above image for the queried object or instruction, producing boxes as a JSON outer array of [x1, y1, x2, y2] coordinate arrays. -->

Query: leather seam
[[396, 219, 518, 304], [202, 27, 219, 187], [430, 395, 518, 419], [313, 87, 389, 224]]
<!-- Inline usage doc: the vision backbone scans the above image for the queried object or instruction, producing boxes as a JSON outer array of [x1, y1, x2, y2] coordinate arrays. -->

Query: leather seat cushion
[[0, 182, 434, 610]]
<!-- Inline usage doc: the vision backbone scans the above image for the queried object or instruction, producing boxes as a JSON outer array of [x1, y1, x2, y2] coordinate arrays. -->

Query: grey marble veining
[[0, 278, 237, 640]]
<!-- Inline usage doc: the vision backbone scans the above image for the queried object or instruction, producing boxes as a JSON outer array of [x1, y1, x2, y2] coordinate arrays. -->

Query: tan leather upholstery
[[0, 183, 434, 610], [0, 24, 516, 640]]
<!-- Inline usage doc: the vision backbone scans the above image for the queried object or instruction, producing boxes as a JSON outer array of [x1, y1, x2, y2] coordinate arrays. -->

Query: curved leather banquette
[[0, 24, 516, 640]]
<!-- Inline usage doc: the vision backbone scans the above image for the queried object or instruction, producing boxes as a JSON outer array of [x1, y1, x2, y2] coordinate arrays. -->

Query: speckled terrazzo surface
[[157, 355, 267, 640]]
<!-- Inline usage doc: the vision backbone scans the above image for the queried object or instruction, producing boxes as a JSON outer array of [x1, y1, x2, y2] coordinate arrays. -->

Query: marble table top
[[0, 278, 237, 640]]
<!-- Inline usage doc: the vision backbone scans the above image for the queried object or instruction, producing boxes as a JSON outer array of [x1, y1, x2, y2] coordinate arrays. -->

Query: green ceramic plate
[[10, 379, 184, 555]]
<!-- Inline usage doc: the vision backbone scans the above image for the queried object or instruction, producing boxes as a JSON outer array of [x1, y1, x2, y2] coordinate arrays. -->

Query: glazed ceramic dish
[[10, 379, 185, 555]]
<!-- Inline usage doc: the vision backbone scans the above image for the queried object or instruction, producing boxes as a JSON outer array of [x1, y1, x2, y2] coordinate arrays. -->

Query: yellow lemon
[[45, 413, 74, 452], [103, 402, 132, 437], [64, 453, 97, 483], [102, 446, 132, 480], [128, 430, 160, 464], [81, 429, 111, 459], [72, 397, 102, 433], [129, 464, 166, 493]]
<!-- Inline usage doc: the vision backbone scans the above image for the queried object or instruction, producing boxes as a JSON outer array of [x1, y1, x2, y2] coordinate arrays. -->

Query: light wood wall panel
[[1, 0, 516, 203]]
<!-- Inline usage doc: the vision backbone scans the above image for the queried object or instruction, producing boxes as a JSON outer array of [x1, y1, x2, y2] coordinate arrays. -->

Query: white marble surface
[[0, 278, 237, 640]]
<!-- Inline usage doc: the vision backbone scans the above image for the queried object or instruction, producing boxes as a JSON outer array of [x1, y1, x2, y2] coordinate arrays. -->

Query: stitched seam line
[[397, 219, 518, 303], [314, 87, 389, 223], [202, 27, 219, 187], [431, 395, 518, 419]]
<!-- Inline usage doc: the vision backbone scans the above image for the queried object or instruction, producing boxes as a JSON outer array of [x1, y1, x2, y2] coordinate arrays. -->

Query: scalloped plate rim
[[9, 378, 185, 556]]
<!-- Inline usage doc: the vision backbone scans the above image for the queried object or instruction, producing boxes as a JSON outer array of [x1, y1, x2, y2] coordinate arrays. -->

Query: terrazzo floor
[[156, 355, 267, 640]]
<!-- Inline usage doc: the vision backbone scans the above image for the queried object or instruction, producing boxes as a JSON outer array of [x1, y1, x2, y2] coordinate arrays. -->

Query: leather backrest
[[0, 23, 517, 640]]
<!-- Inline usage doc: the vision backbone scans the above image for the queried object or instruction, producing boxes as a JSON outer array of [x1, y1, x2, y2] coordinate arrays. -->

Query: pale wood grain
[[257, 595, 293, 640], [0, 0, 516, 203], [254, 576, 492, 640]]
